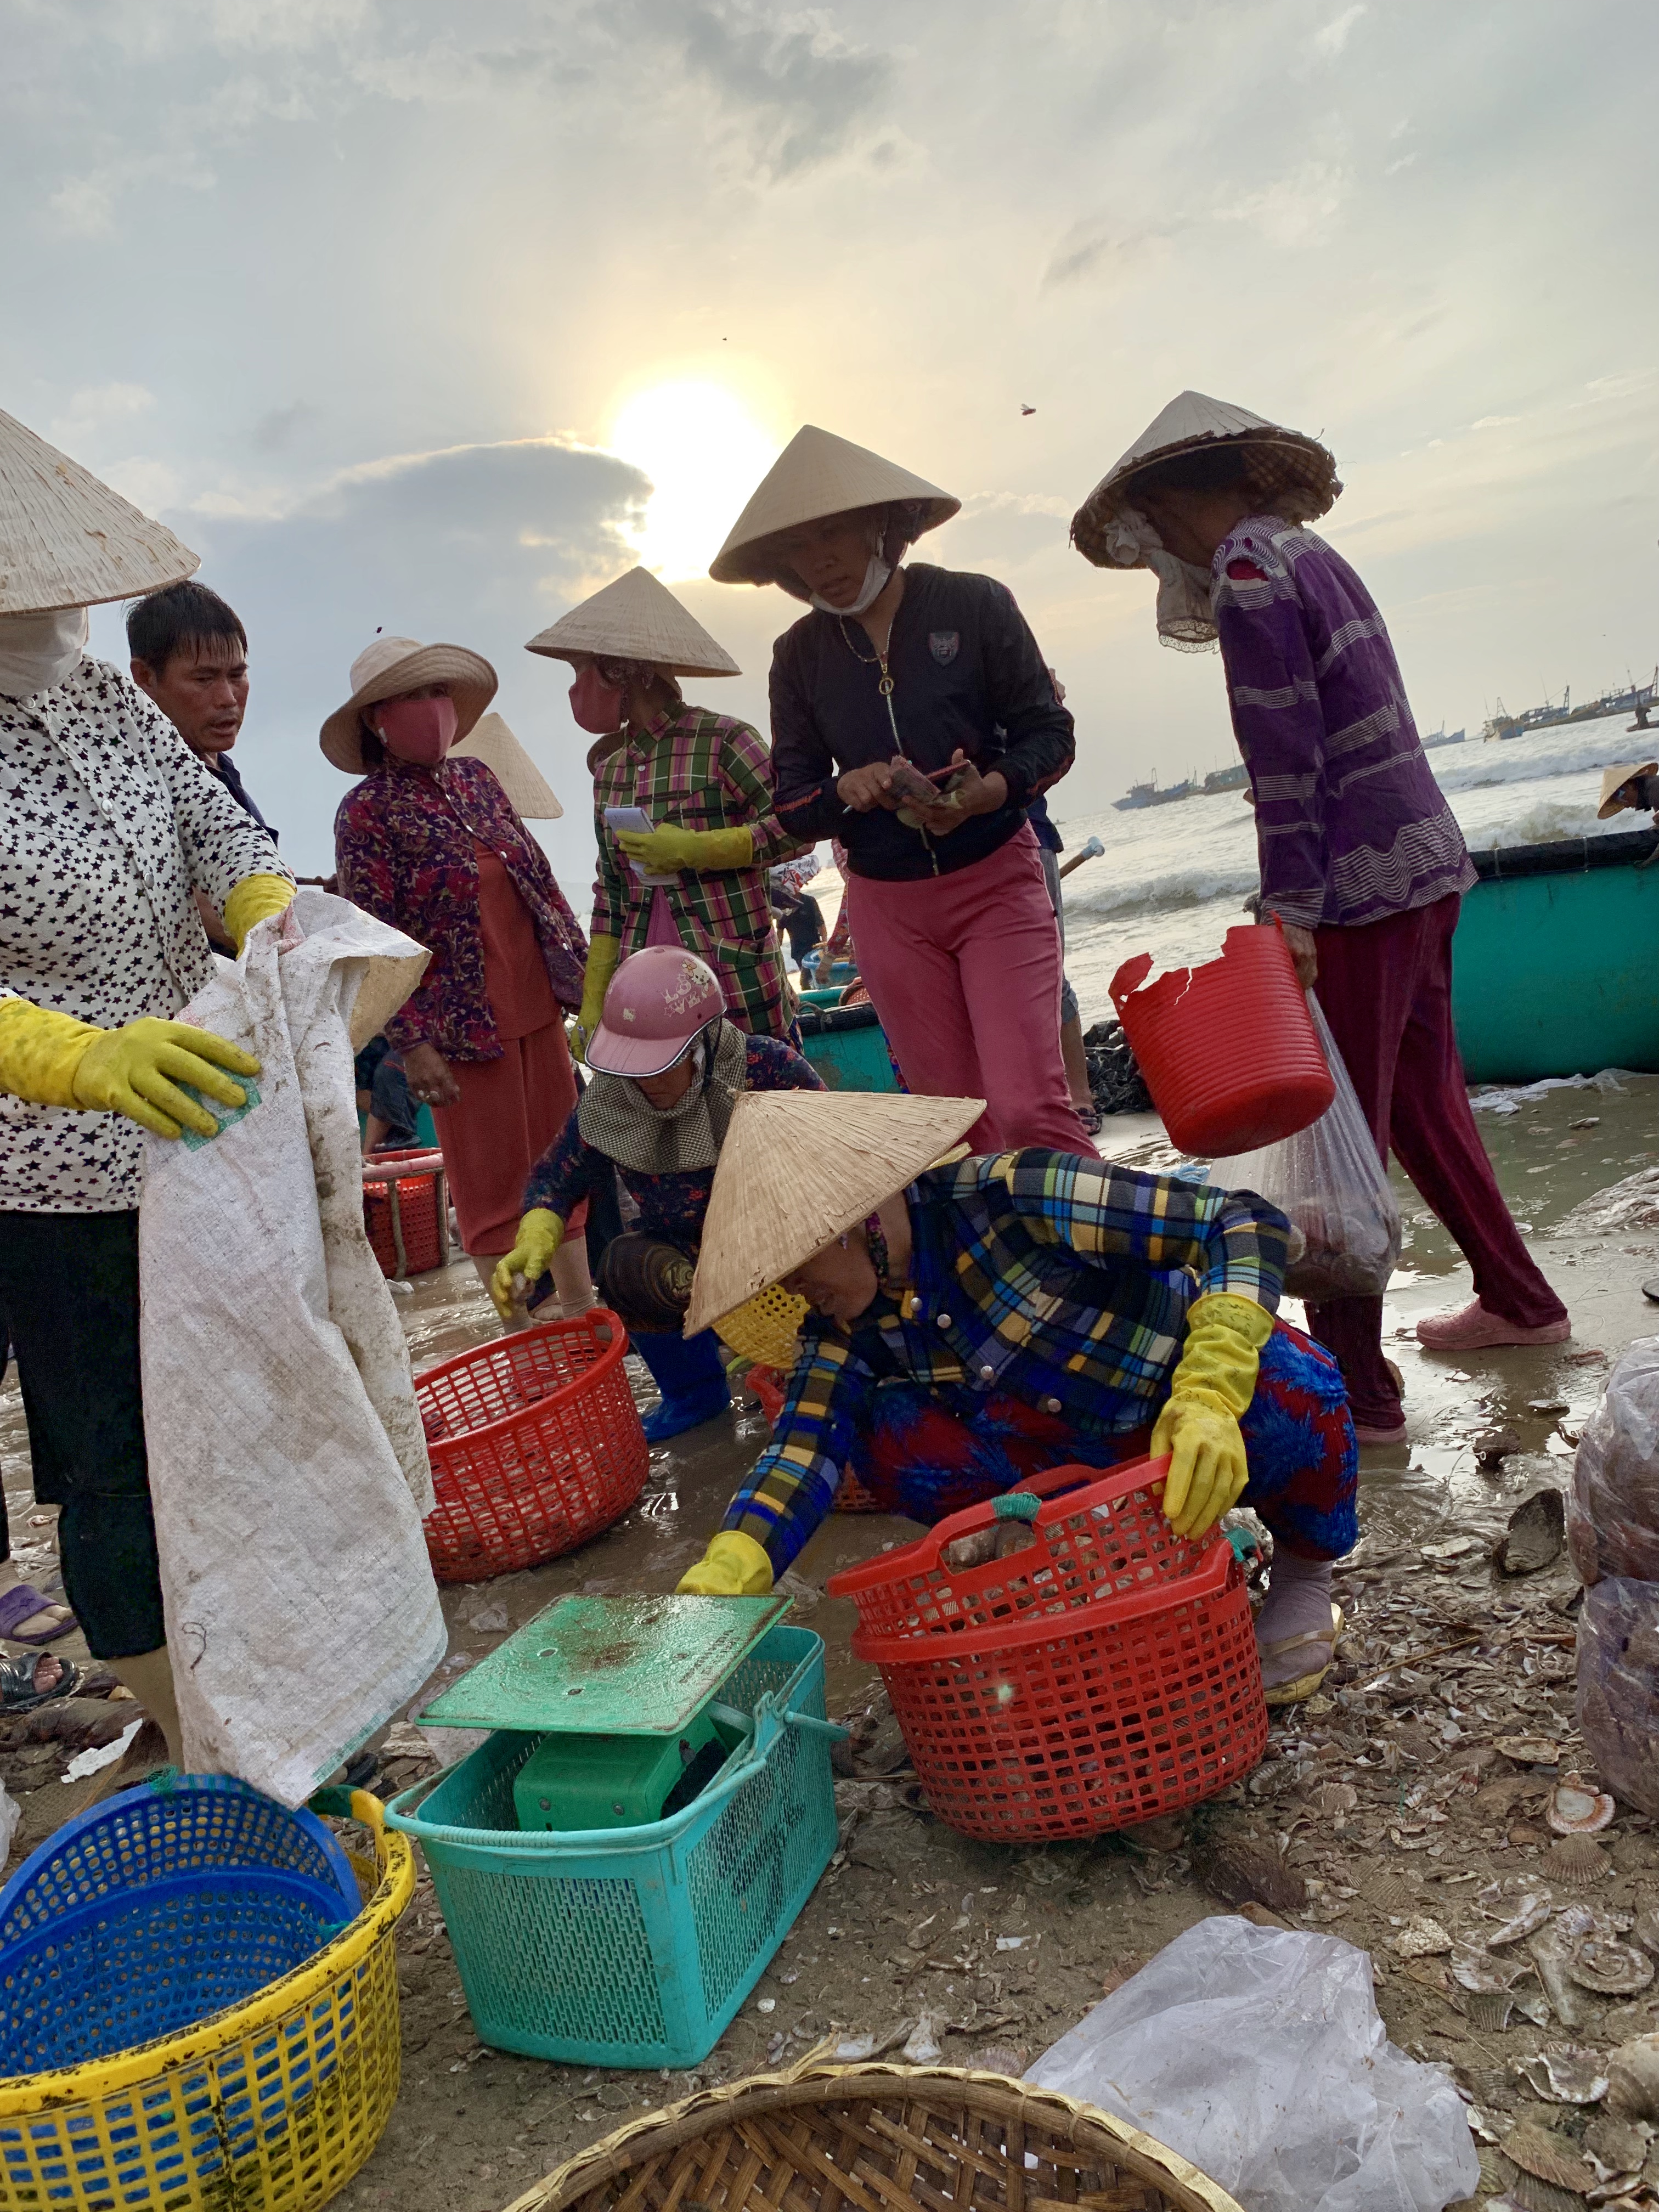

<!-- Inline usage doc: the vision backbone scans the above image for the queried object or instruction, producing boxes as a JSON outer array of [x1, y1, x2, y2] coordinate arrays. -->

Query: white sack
[[1025, 1918, 1479, 2212], [139, 888, 447, 1805]]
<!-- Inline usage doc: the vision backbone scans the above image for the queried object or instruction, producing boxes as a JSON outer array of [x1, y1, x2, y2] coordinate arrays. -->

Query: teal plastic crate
[[383, 1625, 839, 2068]]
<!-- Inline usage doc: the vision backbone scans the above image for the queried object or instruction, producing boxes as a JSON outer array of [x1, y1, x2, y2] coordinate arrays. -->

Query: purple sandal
[[0, 1583, 78, 1646]]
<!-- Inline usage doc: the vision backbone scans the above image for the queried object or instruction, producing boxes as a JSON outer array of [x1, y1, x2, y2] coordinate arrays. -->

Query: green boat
[[1452, 827, 1659, 1082]]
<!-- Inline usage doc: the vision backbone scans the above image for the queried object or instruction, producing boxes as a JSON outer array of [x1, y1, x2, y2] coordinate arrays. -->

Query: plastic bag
[[1209, 998, 1401, 1301], [1025, 1918, 1479, 2212], [1568, 1335, 1659, 1585], [1577, 1575, 1659, 1814]]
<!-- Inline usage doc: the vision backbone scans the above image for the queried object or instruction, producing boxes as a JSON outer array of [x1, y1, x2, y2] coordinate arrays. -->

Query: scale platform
[[420, 1593, 790, 1736]]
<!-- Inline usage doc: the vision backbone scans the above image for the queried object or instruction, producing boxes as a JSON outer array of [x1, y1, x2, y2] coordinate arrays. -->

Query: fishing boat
[[1451, 826, 1659, 1082], [1201, 763, 1251, 794], [1113, 774, 1197, 810]]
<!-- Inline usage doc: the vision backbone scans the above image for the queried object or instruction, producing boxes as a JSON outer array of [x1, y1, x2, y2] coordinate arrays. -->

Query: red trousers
[[1307, 892, 1566, 1426], [844, 824, 1094, 1158], [431, 1019, 583, 1257]]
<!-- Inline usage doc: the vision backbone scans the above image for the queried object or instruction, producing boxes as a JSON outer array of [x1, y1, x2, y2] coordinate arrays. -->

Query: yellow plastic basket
[[0, 1787, 412, 2212]]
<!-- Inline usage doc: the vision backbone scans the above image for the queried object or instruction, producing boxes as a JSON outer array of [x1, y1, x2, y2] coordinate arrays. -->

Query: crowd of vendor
[[0, 387, 1586, 1756]]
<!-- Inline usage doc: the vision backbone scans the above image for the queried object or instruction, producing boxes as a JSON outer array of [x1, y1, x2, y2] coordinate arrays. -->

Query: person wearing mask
[[526, 567, 805, 1053], [328, 635, 594, 1327], [0, 405, 295, 1761], [493, 946, 825, 1440], [675, 1092, 1357, 1706], [1072, 392, 1570, 1442], [711, 427, 1086, 1160]]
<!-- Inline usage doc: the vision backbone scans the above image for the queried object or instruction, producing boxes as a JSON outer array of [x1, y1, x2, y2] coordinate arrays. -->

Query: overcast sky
[[5, 0, 1656, 888]]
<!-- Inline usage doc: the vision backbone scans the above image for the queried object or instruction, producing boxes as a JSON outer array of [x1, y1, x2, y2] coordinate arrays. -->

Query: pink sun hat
[[587, 946, 725, 1079]]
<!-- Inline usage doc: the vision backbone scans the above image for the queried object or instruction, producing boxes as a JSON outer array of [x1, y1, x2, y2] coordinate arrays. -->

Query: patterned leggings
[[841, 1318, 1358, 1561]]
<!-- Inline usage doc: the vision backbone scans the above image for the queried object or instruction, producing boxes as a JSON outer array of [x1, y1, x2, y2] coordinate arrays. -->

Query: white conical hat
[[450, 711, 563, 818], [319, 634, 498, 772], [1071, 390, 1340, 566], [709, 426, 960, 589], [524, 567, 740, 676], [0, 407, 199, 613], [682, 1090, 984, 1337]]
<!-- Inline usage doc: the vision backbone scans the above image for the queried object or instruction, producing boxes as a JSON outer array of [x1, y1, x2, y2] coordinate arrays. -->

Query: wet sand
[[1, 1076, 1656, 2209]]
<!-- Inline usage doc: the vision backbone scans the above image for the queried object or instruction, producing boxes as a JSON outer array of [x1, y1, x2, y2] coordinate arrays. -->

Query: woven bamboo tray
[[501, 2059, 1242, 2212]]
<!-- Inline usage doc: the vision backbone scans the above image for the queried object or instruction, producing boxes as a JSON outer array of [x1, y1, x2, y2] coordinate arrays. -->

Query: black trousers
[[0, 1210, 166, 1657]]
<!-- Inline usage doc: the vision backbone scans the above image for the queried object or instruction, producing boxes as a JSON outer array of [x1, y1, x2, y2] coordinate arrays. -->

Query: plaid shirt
[[722, 1148, 1290, 1570], [593, 704, 804, 1039]]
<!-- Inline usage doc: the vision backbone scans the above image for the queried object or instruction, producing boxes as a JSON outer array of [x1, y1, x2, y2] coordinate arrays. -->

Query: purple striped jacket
[[1211, 517, 1475, 930]]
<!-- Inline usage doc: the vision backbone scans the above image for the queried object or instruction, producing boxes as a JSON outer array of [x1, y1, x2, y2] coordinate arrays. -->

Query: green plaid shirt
[[592, 704, 805, 1037], [723, 1148, 1291, 1568]]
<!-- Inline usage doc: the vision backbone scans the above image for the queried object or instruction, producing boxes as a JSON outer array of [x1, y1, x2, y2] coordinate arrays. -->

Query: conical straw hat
[[709, 426, 960, 588], [1599, 761, 1658, 818], [0, 407, 199, 613], [682, 1090, 984, 1337], [1071, 390, 1340, 567], [524, 567, 740, 675], [451, 710, 564, 818], [319, 634, 498, 772]]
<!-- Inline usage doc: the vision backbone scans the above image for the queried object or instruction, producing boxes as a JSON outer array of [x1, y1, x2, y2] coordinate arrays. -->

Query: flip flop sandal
[[1075, 1102, 1105, 1136], [0, 1583, 78, 1646], [1260, 1604, 1344, 1709], [0, 1651, 83, 1713]]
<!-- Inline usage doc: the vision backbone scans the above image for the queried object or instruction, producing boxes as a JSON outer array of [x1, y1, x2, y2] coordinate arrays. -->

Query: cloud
[[124, 435, 652, 878], [251, 402, 320, 453], [1314, 4, 1367, 57], [1043, 218, 1186, 291], [1217, 160, 1348, 247], [47, 382, 157, 450]]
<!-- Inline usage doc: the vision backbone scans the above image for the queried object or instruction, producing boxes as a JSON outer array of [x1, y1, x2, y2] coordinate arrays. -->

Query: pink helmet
[[588, 946, 725, 1078]]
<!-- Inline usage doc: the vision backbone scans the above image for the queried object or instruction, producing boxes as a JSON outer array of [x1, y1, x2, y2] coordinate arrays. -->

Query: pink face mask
[[376, 694, 458, 765], [569, 664, 625, 735]]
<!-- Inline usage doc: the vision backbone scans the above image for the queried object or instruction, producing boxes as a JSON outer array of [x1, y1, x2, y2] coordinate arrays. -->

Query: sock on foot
[[1255, 1552, 1336, 1689]]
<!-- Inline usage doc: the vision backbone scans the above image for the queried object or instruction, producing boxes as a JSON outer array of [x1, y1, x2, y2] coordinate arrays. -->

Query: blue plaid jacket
[[721, 1148, 1289, 1566]]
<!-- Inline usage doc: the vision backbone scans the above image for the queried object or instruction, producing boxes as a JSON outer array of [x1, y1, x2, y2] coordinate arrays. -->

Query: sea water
[[1051, 708, 1651, 1026]]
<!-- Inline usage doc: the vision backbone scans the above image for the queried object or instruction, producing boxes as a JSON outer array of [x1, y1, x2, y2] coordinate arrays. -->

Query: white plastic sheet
[[138, 889, 447, 1806], [1026, 1918, 1479, 2212]]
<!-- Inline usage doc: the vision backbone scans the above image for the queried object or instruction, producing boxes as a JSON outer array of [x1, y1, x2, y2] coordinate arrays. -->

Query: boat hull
[[1452, 830, 1659, 1082]]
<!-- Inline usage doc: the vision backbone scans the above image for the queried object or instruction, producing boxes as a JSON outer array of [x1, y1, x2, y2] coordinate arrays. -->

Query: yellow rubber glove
[[490, 1208, 564, 1319], [676, 1530, 774, 1596], [571, 934, 619, 1063], [222, 873, 296, 952], [0, 1000, 259, 1140], [1153, 1293, 1273, 1539], [615, 825, 754, 874]]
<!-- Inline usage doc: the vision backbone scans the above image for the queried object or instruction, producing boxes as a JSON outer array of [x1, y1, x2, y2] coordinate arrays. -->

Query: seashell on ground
[[1568, 1937, 1655, 1995], [1516, 2048, 1611, 2103], [1634, 1904, 1659, 1957], [1496, 1487, 1566, 1574], [1547, 1774, 1616, 1837], [1368, 1871, 1420, 1914], [1583, 2111, 1647, 2172], [1463, 1990, 1518, 2029], [1489, 1893, 1553, 1946], [1500, 2119, 1599, 2191], [1497, 1735, 1562, 1765], [1455, 1948, 1536, 1992], [1392, 1914, 1454, 1957], [1199, 1841, 1306, 1912], [1606, 2031, 1659, 2120], [1458, 2063, 1519, 2110], [968, 2041, 1029, 2076], [1549, 1836, 1611, 1886], [1497, 2170, 1588, 2212]]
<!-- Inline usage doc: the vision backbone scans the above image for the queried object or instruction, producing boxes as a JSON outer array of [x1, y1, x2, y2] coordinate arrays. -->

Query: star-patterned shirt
[[1, 657, 289, 1212]]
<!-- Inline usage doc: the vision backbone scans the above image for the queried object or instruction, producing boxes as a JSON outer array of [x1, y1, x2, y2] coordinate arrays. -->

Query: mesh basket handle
[[307, 1785, 392, 1883]]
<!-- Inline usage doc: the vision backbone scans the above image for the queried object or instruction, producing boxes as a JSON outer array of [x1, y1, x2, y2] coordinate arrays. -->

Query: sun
[[606, 380, 778, 583]]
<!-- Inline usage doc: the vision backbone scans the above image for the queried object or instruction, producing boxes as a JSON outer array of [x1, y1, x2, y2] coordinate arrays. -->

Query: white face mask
[[810, 556, 892, 618], [0, 606, 90, 699]]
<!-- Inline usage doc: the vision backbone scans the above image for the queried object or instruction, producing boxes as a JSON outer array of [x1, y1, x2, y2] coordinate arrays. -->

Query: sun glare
[[606, 380, 778, 582]]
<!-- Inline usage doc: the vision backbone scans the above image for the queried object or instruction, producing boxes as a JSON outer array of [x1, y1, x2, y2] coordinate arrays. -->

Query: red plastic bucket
[[1110, 923, 1333, 1154], [362, 1147, 449, 1278]]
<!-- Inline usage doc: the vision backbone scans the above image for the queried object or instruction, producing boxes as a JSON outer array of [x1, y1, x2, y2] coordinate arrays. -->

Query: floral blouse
[[1, 657, 289, 1211], [334, 754, 587, 1061]]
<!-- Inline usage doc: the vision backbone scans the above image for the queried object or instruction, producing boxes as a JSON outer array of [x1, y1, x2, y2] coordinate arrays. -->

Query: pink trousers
[[844, 823, 1093, 1158]]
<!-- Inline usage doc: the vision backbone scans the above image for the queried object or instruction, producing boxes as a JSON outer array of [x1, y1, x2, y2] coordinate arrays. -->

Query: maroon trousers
[[1306, 892, 1566, 1427]]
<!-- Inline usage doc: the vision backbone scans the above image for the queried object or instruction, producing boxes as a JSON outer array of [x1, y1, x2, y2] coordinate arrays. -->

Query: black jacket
[[770, 565, 1074, 881]]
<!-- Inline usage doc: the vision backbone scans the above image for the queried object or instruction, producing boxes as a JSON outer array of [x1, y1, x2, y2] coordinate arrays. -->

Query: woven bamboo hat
[[451, 711, 563, 818], [0, 407, 199, 614], [525, 567, 740, 676], [709, 426, 960, 591], [1599, 761, 1658, 818], [1072, 391, 1341, 566], [320, 634, 498, 773], [682, 1090, 984, 1336]]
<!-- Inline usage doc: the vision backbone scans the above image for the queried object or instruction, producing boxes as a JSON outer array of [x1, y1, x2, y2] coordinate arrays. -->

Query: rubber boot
[[631, 1327, 732, 1444]]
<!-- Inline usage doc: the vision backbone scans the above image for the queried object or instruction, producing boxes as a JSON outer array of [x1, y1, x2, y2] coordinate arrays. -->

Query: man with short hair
[[128, 580, 272, 950]]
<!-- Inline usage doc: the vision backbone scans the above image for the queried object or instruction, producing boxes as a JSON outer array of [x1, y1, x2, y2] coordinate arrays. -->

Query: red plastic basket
[[414, 1310, 649, 1583], [1109, 922, 1334, 1155], [363, 1148, 449, 1278], [828, 1462, 1267, 1841]]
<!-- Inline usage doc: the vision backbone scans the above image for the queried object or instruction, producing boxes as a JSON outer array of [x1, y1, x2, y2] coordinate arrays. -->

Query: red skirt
[[431, 1020, 584, 1256]]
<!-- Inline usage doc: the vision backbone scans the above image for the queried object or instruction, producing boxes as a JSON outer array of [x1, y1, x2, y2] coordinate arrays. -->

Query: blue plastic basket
[[0, 1776, 362, 2072], [385, 1624, 840, 2069]]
